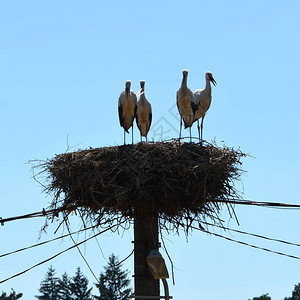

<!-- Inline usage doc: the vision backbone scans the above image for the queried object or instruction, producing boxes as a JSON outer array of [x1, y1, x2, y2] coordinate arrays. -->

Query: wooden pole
[[134, 209, 159, 299]]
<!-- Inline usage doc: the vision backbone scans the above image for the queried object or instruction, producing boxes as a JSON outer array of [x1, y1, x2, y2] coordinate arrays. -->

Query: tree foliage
[[36, 266, 93, 300], [0, 289, 23, 300], [58, 273, 72, 300], [69, 267, 93, 300], [35, 266, 60, 299], [249, 294, 271, 300], [283, 283, 300, 300], [36, 256, 131, 299], [94, 254, 132, 300], [291, 284, 300, 300]]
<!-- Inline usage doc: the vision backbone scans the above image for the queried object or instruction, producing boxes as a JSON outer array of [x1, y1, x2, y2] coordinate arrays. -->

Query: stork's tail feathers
[[183, 120, 193, 129], [191, 101, 198, 114]]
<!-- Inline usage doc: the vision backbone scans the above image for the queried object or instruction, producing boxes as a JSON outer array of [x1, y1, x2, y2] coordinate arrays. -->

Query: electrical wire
[[202, 221, 300, 247], [64, 219, 99, 284], [0, 207, 75, 226], [0, 225, 96, 259], [191, 225, 300, 260], [1, 199, 300, 227], [64, 218, 115, 300], [0, 225, 118, 284], [215, 199, 300, 209], [116, 249, 134, 267]]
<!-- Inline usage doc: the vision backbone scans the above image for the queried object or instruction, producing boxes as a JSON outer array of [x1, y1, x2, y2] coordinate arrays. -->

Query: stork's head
[[125, 80, 131, 97], [140, 80, 145, 89], [206, 72, 217, 86], [182, 69, 188, 78], [125, 80, 131, 89]]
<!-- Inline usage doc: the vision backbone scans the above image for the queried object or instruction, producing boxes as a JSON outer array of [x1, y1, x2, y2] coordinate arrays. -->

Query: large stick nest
[[38, 140, 245, 233]]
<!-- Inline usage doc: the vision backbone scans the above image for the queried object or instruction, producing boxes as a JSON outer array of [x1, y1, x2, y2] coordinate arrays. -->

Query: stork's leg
[[200, 116, 204, 144], [179, 116, 182, 141], [124, 129, 126, 145], [197, 120, 201, 142], [140, 133, 142, 143], [146, 135, 148, 143], [189, 127, 192, 143], [132, 125, 134, 144]]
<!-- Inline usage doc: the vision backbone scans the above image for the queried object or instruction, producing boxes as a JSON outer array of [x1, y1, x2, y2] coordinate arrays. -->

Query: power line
[[191, 225, 300, 260], [0, 224, 119, 285], [0, 224, 97, 259], [65, 219, 100, 284], [1, 199, 300, 227], [202, 221, 300, 248], [116, 249, 134, 267], [215, 199, 300, 209], [0, 207, 73, 226]]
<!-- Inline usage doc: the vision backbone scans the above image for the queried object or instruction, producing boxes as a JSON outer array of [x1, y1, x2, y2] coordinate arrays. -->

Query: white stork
[[192, 72, 217, 143], [176, 69, 194, 142], [118, 80, 137, 144], [136, 80, 152, 142]]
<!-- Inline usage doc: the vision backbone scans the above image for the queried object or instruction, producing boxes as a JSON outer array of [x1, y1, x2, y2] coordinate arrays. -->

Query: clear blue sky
[[0, 1, 300, 299]]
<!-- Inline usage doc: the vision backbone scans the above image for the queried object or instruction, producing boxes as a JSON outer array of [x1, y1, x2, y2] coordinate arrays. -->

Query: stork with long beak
[[176, 69, 194, 142], [192, 72, 217, 143], [136, 80, 152, 142], [118, 80, 137, 144]]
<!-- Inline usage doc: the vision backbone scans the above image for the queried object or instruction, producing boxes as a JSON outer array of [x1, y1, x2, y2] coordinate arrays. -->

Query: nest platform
[[39, 141, 245, 232]]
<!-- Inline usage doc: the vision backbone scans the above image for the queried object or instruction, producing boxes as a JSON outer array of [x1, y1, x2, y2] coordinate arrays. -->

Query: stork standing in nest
[[192, 72, 217, 143], [118, 80, 137, 144], [176, 69, 194, 142], [136, 80, 152, 142]]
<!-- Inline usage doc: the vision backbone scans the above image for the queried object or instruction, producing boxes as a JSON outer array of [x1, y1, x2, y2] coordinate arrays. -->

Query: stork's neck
[[205, 78, 212, 91], [140, 92, 146, 101], [181, 75, 187, 88], [125, 87, 130, 97]]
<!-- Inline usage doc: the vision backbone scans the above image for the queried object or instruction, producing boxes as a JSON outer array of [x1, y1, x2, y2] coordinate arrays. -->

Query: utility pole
[[133, 209, 159, 299]]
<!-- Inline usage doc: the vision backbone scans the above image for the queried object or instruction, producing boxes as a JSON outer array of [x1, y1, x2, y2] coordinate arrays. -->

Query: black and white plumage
[[118, 80, 137, 144], [136, 80, 152, 142], [192, 71, 217, 142], [176, 69, 194, 142]]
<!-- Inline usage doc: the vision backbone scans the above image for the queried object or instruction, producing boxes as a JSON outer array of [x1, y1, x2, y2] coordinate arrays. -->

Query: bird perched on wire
[[136, 80, 152, 142], [118, 80, 137, 145], [192, 71, 217, 143], [176, 69, 194, 142]]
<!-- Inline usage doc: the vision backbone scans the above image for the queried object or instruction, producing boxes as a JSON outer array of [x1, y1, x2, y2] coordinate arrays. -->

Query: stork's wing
[[118, 96, 123, 127], [176, 91, 181, 116], [206, 96, 212, 111], [132, 91, 137, 102], [135, 104, 139, 130], [149, 106, 152, 130], [191, 99, 198, 114]]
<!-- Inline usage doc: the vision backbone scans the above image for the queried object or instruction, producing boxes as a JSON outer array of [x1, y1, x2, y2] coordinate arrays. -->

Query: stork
[[176, 69, 194, 142], [136, 80, 152, 142], [192, 72, 217, 143], [118, 80, 137, 145]]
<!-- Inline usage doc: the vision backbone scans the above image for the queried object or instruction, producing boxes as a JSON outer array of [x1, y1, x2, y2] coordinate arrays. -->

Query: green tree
[[69, 267, 93, 300], [58, 273, 72, 300], [284, 283, 300, 300], [249, 294, 271, 300], [0, 289, 23, 300], [94, 254, 131, 300], [35, 266, 60, 299], [292, 284, 300, 300]]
